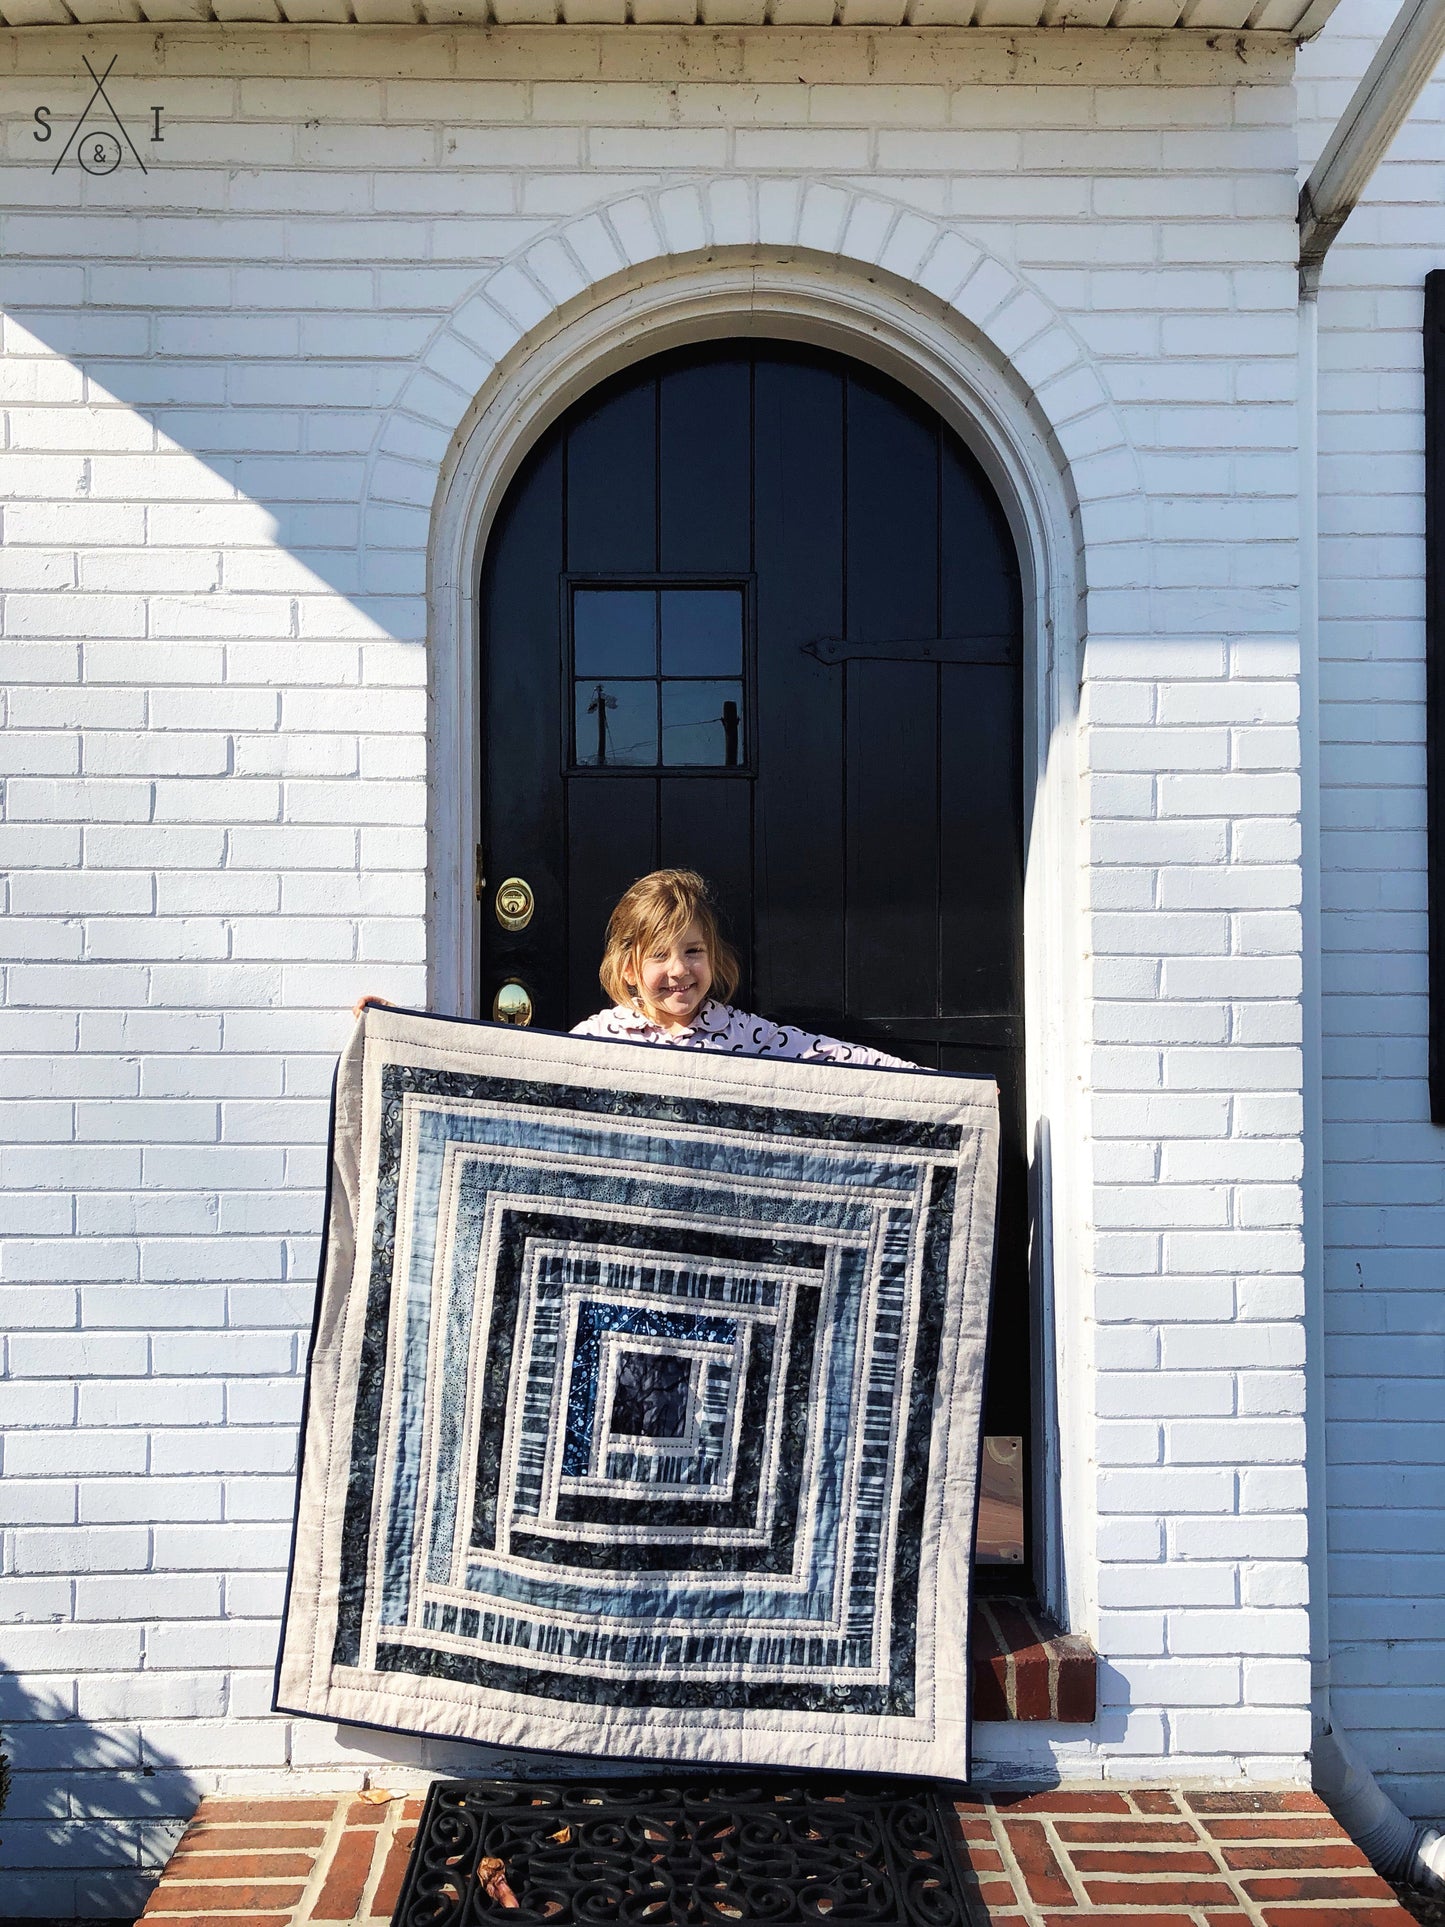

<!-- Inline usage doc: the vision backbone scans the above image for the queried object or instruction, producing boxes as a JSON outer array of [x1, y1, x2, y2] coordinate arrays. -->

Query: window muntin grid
[[570, 584, 748, 771]]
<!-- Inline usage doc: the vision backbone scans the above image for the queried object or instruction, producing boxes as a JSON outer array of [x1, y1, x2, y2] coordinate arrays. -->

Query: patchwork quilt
[[275, 1006, 1000, 1777]]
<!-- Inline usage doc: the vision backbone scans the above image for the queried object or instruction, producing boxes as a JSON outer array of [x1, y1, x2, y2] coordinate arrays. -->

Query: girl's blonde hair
[[600, 869, 740, 1010]]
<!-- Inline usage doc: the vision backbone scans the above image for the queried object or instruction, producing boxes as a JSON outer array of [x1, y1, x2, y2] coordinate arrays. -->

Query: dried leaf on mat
[[478, 1857, 520, 1908]]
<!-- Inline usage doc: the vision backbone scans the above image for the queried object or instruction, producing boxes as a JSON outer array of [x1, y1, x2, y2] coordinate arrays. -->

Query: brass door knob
[[495, 877, 535, 932], [492, 979, 534, 1026]]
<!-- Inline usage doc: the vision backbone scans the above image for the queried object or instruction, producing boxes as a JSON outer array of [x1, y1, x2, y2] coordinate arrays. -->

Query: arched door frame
[[427, 253, 1091, 1633]]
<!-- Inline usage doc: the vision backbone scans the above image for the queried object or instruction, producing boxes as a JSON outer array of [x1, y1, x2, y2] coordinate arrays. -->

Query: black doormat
[[391, 1773, 974, 1926]]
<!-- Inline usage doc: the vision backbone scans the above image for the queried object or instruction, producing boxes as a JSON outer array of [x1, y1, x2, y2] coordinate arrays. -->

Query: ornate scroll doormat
[[390, 1775, 974, 1927], [276, 1008, 999, 1776]]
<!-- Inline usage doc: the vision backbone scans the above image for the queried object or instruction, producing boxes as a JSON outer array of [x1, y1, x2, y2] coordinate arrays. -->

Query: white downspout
[[1296, 0, 1445, 1889], [1298, 0, 1445, 285], [1297, 286, 1328, 1743]]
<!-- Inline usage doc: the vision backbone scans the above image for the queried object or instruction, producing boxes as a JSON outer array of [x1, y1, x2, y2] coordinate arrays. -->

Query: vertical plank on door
[[844, 370, 939, 645], [660, 778, 753, 1006], [942, 1040, 1029, 1436], [940, 663, 1023, 1020], [843, 370, 941, 1020], [845, 659, 940, 1021], [566, 777, 659, 1025], [753, 352, 846, 1022], [480, 425, 567, 1028], [567, 376, 658, 575], [940, 432, 1021, 644], [659, 355, 752, 575]]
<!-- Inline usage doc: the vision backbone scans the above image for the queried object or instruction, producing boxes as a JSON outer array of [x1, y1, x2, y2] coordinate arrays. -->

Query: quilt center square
[[610, 1347, 694, 1440]]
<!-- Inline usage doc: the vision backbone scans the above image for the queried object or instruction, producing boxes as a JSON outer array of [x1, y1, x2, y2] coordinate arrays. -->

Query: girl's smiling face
[[634, 920, 713, 1030]]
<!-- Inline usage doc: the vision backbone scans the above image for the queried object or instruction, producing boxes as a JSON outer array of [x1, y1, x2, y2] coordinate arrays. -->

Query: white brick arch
[[409, 187, 1099, 1621], [362, 179, 1137, 593]]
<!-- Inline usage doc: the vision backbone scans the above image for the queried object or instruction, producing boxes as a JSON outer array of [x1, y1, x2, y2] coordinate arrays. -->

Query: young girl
[[571, 868, 914, 1068]]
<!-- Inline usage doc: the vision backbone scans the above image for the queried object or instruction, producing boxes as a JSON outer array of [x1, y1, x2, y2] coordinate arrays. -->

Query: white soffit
[[0, 0, 1339, 29]]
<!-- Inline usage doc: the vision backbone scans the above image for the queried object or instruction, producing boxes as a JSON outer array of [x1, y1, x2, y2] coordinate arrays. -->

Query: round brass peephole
[[492, 980, 534, 1026]]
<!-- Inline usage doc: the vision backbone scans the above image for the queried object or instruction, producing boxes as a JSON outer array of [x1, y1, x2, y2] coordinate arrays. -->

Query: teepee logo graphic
[[42, 57, 156, 176]]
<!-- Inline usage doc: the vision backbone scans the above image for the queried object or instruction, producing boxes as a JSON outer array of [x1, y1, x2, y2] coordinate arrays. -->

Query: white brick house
[[0, 0, 1441, 1910]]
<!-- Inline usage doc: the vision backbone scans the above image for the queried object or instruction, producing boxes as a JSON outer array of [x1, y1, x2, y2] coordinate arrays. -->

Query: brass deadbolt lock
[[494, 876, 535, 932], [492, 979, 534, 1026]]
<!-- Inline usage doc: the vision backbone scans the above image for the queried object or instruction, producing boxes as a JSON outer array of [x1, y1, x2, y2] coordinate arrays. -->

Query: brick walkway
[[956, 1787, 1413, 1927], [138, 1794, 424, 1927], [136, 1784, 1416, 1927]]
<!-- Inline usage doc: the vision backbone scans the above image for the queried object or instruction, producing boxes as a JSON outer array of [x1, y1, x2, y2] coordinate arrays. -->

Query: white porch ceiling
[[0, 0, 1339, 35]]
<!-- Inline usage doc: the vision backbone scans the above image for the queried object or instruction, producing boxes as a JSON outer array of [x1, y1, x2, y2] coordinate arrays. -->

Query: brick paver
[[134, 1784, 1415, 1927]]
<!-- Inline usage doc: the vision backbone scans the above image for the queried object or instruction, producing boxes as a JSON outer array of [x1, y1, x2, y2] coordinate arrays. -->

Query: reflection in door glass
[[574, 680, 657, 766], [660, 589, 744, 677], [574, 590, 657, 679], [570, 584, 749, 768], [662, 681, 745, 767]]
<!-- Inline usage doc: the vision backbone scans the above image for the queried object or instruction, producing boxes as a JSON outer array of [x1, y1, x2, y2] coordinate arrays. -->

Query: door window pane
[[570, 584, 748, 768], [662, 680, 745, 767], [574, 590, 656, 679], [661, 589, 744, 677], [575, 680, 657, 766]]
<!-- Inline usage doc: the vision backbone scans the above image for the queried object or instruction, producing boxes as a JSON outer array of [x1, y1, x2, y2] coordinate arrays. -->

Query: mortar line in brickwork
[[1038, 1816, 1092, 1909], [1040, 1630, 1062, 1720], [977, 1600, 1018, 1716], [1177, 1797, 1275, 1927], [983, 1797, 1051, 1927], [291, 1796, 355, 1927], [356, 1795, 405, 1919], [1024, 1587, 1055, 1711]]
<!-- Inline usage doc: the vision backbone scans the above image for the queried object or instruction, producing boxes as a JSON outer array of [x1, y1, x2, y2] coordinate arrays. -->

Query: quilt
[[275, 1006, 1000, 1778]]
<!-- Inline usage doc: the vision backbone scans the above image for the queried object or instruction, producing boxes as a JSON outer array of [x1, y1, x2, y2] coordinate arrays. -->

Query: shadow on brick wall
[[0, 1678, 199, 1925]]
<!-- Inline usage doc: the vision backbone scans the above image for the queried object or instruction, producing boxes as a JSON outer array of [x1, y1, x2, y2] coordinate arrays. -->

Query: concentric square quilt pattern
[[276, 1006, 1000, 1777]]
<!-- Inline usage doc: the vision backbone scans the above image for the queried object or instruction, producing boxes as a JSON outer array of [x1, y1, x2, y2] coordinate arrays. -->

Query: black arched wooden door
[[479, 341, 1030, 1575]]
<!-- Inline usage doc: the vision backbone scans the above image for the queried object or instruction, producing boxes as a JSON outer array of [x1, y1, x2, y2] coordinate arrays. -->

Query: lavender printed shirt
[[570, 997, 914, 1068]]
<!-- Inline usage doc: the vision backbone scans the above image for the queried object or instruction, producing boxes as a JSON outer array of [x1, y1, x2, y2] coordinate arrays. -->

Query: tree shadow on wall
[[0, 1674, 199, 1926]]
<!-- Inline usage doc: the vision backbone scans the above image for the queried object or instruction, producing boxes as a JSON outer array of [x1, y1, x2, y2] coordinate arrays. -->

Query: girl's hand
[[352, 994, 394, 1020]]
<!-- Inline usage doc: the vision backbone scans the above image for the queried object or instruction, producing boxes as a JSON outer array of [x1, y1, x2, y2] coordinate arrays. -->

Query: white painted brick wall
[[0, 24, 1311, 1912], [1299, 0, 1445, 1827]]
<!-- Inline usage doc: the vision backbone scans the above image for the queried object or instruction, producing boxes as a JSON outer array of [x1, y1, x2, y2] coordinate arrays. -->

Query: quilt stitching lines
[[281, 1018, 998, 1773]]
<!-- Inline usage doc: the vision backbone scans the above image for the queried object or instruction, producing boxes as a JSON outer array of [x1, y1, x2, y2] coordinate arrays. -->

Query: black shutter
[[1426, 272, 1445, 1121]]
